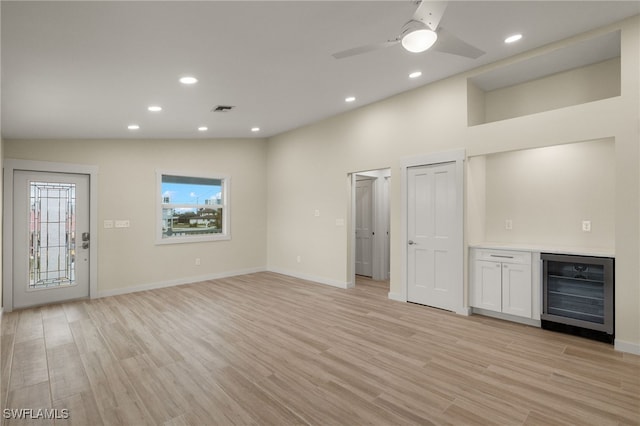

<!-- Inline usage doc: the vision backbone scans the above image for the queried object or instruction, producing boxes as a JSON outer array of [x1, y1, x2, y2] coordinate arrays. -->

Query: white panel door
[[13, 171, 90, 309], [407, 162, 458, 311], [355, 179, 374, 277], [502, 263, 532, 317]]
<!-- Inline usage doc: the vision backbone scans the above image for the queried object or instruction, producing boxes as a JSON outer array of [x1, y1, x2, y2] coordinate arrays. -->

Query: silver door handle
[[408, 240, 416, 245]]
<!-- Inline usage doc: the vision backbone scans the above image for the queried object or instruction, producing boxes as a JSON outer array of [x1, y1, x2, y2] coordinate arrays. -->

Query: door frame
[[349, 168, 391, 287], [355, 176, 375, 278], [399, 149, 466, 314], [3, 159, 99, 312]]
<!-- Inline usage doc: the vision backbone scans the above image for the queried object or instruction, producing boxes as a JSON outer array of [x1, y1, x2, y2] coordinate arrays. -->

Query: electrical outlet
[[505, 219, 513, 230], [582, 220, 591, 232], [296, 255, 302, 263], [195, 258, 201, 266], [314, 209, 320, 217]]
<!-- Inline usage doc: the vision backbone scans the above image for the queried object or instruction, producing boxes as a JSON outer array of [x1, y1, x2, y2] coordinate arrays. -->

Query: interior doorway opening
[[349, 168, 391, 287]]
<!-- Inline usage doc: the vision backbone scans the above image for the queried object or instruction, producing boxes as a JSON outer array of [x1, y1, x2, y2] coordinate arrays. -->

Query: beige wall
[[0, 138, 2, 311], [2, 16, 638, 351], [471, 139, 615, 250], [1, 2, 3, 311], [4, 138, 268, 295], [0, 143, 2, 312], [266, 17, 640, 349], [483, 57, 621, 123]]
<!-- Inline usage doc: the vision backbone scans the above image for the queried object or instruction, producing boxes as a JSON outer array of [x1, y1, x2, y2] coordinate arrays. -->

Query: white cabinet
[[472, 260, 502, 311], [500, 261, 532, 317], [471, 249, 532, 318]]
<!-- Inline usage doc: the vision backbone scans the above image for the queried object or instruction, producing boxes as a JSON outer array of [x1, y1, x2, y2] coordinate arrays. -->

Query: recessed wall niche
[[466, 138, 615, 251], [467, 31, 621, 126]]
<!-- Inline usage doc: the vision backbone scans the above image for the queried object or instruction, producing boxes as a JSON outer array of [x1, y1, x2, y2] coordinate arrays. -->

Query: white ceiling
[[2, 1, 639, 140]]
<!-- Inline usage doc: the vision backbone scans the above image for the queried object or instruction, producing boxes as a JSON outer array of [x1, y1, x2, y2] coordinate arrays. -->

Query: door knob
[[82, 232, 90, 249], [408, 240, 416, 245]]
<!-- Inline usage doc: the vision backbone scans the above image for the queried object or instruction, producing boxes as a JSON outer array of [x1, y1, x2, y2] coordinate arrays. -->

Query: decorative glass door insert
[[29, 181, 77, 289]]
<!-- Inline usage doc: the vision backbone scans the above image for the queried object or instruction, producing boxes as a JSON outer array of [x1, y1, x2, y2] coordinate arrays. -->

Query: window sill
[[155, 234, 231, 245]]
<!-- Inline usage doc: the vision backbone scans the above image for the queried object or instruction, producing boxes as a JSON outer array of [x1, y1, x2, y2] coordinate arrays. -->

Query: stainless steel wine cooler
[[541, 253, 614, 343]]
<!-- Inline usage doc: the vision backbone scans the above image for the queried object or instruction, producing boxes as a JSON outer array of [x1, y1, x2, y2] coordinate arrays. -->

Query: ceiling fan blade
[[332, 40, 399, 59], [413, 0, 448, 31], [433, 27, 485, 59]]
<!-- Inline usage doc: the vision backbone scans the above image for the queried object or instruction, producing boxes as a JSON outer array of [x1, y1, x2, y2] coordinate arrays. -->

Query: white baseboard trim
[[471, 307, 541, 327], [456, 306, 472, 316], [388, 292, 406, 302], [98, 267, 267, 298], [267, 267, 350, 289], [614, 339, 640, 355]]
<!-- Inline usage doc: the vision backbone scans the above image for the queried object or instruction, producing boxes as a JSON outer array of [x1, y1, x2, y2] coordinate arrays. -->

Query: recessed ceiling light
[[409, 71, 422, 79], [127, 124, 140, 130], [345, 96, 356, 103], [198, 126, 208, 131], [505, 34, 523, 44], [148, 105, 162, 112], [179, 76, 198, 85], [251, 127, 260, 132]]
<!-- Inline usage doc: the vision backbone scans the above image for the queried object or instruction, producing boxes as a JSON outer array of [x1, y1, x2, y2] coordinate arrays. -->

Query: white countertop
[[469, 242, 615, 258]]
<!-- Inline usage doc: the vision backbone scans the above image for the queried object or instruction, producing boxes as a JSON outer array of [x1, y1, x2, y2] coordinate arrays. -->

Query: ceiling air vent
[[212, 105, 235, 112]]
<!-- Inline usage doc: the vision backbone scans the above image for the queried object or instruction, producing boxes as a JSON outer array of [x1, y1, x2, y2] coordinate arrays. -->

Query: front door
[[355, 178, 374, 277], [12, 171, 90, 309], [407, 162, 459, 311]]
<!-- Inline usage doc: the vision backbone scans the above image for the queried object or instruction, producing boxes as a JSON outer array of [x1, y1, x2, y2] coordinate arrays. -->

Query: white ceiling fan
[[332, 0, 485, 60]]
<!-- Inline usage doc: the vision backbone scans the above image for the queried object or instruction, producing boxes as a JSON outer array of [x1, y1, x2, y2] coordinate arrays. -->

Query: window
[[157, 172, 230, 244]]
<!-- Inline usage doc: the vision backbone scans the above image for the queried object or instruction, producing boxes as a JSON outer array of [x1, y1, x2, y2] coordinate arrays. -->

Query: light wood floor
[[1, 272, 639, 425]]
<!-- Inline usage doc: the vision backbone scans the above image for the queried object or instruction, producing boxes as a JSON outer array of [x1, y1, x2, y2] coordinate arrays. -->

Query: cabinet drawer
[[473, 249, 531, 265]]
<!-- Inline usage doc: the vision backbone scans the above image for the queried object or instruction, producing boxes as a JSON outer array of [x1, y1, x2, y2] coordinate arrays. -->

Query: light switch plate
[[103, 220, 114, 229], [115, 220, 130, 228]]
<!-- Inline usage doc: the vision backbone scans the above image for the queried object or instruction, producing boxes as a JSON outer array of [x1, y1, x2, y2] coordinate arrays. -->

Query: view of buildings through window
[[160, 174, 225, 239]]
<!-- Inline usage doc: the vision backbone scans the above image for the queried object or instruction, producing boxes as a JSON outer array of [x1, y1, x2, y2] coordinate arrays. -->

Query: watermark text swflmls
[[3, 408, 70, 420]]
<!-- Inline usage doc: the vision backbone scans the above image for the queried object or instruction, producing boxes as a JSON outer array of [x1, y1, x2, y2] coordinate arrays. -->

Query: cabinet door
[[472, 260, 502, 312], [502, 263, 532, 317]]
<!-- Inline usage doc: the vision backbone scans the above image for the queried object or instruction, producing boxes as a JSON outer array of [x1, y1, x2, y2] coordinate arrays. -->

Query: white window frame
[[156, 170, 231, 245]]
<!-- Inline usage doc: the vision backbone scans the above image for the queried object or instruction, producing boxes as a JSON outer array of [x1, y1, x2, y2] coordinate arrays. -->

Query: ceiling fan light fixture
[[401, 28, 438, 53]]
